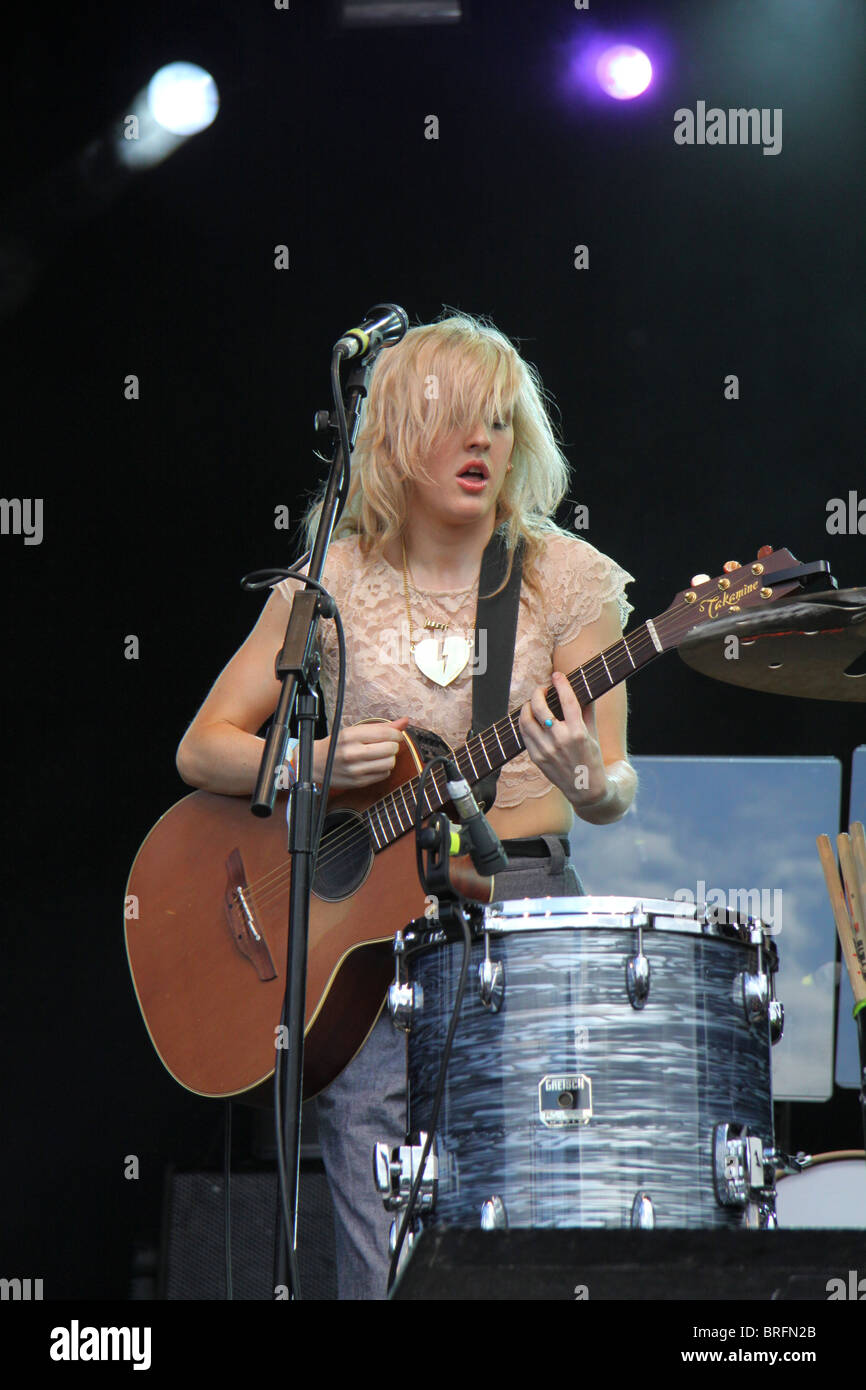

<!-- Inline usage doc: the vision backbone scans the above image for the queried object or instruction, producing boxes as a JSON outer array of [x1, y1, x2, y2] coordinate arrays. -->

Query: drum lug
[[373, 1132, 438, 1213], [388, 980, 422, 1031], [480, 1195, 507, 1231], [768, 964, 784, 1043], [631, 1191, 655, 1229], [388, 929, 423, 1031], [713, 1122, 771, 1208], [626, 952, 651, 1009], [739, 970, 769, 1027], [478, 933, 504, 1011], [626, 925, 650, 1009]]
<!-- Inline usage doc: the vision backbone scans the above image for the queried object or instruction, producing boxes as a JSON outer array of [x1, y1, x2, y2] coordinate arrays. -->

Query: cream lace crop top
[[276, 532, 635, 810]]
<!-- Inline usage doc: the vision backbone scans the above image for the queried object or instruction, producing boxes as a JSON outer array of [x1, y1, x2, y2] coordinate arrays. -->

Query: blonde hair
[[302, 311, 574, 591]]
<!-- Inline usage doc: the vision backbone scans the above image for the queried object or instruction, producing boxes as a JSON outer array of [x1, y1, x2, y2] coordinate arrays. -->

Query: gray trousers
[[315, 836, 583, 1300]]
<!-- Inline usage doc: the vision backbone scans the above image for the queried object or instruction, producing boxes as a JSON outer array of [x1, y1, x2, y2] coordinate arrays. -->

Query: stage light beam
[[0, 61, 221, 317], [118, 62, 220, 169]]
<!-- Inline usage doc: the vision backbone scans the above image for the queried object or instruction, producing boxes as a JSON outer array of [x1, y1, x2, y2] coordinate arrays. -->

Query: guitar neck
[[363, 616, 667, 851]]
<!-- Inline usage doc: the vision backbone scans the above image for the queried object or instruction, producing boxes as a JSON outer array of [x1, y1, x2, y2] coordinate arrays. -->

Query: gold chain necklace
[[401, 539, 475, 687]]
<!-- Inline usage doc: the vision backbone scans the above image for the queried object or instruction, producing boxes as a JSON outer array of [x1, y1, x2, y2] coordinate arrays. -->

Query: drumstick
[[850, 822, 866, 913], [838, 832, 866, 958], [816, 834, 866, 1006], [844, 822, 866, 1005]]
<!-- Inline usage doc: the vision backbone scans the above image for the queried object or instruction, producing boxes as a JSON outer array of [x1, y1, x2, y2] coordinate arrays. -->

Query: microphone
[[333, 303, 408, 361], [444, 760, 510, 876]]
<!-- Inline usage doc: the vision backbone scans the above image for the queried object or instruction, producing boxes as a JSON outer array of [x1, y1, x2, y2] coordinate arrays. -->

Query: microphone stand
[[252, 350, 372, 1301]]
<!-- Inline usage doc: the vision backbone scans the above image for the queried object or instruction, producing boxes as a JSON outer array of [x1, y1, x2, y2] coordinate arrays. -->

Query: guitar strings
[[250, 564, 776, 902], [241, 623, 663, 910], [241, 604, 704, 911], [241, 612, 690, 915], [238, 604, 697, 913], [250, 558, 786, 910]]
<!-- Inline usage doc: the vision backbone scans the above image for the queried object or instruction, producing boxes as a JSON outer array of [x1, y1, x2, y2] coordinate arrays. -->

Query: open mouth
[[457, 463, 489, 482]]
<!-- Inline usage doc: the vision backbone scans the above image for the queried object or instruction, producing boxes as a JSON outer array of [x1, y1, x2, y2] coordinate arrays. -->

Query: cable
[[386, 758, 475, 1293], [269, 579, 347, 1300], [387, 909, 473, 1295]]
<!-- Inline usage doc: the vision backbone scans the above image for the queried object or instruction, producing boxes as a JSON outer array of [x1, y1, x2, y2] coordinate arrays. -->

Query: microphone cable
[[387, 758, 475, 1295]]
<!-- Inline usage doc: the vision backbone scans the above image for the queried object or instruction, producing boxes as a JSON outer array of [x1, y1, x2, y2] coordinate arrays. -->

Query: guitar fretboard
[[361, 617, 663, 853]]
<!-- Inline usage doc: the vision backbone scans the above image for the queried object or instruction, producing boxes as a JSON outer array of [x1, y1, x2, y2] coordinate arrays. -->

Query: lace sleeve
[[543, 534, 635, 647], [274, 540, 351, 609]]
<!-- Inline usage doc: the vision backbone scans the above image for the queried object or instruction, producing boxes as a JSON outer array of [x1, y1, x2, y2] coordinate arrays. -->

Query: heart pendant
[[413, 634, 470, 686]]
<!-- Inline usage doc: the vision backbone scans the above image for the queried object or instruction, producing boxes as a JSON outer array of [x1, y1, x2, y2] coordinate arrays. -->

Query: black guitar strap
[[468, 531, 525, 810]]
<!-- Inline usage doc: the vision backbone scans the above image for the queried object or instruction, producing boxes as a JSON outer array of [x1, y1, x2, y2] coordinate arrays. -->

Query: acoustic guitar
[[124, 547, 810, 1102]]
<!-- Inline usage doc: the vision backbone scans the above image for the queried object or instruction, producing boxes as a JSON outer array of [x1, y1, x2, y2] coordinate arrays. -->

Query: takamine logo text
[[698, 580, 760, 620]]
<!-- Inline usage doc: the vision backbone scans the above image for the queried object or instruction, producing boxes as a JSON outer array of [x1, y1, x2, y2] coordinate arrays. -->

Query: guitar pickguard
[[405, 724, 456, 770]]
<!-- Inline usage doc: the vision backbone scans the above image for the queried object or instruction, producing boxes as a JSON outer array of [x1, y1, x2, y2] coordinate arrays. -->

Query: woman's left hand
[[518, 670, 610, 808]]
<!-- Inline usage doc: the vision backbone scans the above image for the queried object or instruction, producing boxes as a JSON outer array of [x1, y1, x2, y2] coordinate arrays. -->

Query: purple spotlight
[[596, 44, 652, 100]]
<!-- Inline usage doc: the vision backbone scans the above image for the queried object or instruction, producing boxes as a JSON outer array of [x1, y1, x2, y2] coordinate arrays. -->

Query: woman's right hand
[[315, 716, 410, 789]]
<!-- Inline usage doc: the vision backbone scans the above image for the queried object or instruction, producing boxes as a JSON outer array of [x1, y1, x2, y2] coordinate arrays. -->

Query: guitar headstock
[[656, 546, 804, 651]]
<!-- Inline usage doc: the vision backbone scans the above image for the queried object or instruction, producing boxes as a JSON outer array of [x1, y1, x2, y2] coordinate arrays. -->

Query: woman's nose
[[465, 418, 491, 447]]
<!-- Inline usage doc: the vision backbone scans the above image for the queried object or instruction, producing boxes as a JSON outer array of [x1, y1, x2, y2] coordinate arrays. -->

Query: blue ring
[[544, 717, 554, 728]]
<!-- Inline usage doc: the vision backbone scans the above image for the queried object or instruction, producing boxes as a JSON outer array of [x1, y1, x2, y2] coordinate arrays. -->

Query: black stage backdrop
[[1, 0, 864, 1317]]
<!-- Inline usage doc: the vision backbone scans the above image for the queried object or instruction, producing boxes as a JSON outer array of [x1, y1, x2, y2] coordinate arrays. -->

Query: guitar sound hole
[[313, 808, 374, 901]]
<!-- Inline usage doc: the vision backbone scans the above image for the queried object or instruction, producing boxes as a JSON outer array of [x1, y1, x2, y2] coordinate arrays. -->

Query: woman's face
[[406, 407, 514, 531]]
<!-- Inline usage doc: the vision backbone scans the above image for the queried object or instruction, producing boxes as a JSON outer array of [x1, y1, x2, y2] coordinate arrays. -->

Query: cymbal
[[678, 587, 866, 702]]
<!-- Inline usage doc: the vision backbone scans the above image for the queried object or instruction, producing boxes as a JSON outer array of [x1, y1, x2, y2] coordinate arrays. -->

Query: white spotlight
[[147, 62, 220, 135], [117, 62, 219, 169]]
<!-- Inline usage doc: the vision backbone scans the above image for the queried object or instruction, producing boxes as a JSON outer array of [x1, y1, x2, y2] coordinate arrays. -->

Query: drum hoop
[[483, 895, 773, 947]]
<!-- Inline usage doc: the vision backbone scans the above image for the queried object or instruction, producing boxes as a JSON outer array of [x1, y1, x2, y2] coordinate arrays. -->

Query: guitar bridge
[[224, 848, 277, 981]]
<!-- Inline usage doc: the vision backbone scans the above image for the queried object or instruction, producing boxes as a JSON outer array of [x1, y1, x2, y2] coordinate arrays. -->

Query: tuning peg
[[690, 573, 710, 585], [722, 560, 741, 573], [757, 545, 773, 558]]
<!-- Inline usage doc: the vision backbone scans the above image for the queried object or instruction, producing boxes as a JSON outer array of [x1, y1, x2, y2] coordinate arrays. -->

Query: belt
[[500, 836, 571, 859]]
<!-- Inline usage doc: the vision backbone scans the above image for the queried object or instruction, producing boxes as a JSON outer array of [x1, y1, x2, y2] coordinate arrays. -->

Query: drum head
[[776, 1159, 866, 1228]]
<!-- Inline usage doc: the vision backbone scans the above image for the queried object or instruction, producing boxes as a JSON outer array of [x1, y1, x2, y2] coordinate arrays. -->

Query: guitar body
[[124, 730, 491, 1101]]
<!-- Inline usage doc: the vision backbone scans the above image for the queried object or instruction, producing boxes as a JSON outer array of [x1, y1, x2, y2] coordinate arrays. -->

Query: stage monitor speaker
[[160, 1166, 337, 1300], [391, 1228, 866, 1301]]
